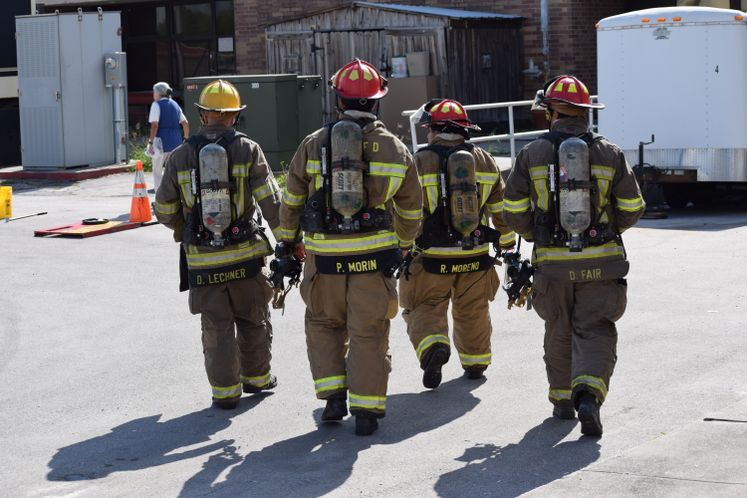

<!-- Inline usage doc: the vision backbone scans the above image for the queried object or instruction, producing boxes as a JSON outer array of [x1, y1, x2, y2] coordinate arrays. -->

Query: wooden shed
[[265, 1, 524, 131]]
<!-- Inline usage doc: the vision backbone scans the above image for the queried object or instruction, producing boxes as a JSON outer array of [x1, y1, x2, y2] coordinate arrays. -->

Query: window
[[174, 3, 212, 36]]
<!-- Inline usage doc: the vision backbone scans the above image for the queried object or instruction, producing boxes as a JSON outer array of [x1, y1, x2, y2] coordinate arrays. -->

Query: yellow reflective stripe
[[591, 165, 615, 181], [283, 189, 306, 207], [305, 160, 321, 174], [369, 161, 407, 178], [420, 173, 439, 186], [305, 231, 397, 254], [572, 375, 608, 399], [503, 197, 530, 213], [234, 177, 245, 218], [232, 162, 252, 177], [212, 383, 242, 399], [528, 166, 548, 180], [415, 334, 451, 359], [459, 352, 491, 366], [394, 203, 421, 221], [500, 232, 516, 246], [349, 392, 386, 411], [253, 180, 279, 202], [177, 170, 195, 208], [529, 166, 549, 211], [549, 388, 572, 401], [425, 186, 439, 213], [270, 226, 286, 240], [423, 244, 490, 257], [241, 372, 272, 387], [596, 179, 611, 213], [486, 201, 503, 213], [185, 240, 270, 268], [398, 239, 415, 249], [476, 171, 499, 183], [534, 241, 624, 263], [386, 176, 403, 201], [314, 375, 347, 394], [616, 195, 645, 212], [276, 226, 298, 241], [155, 200, 180, 215], [479, 184, 492, 209]]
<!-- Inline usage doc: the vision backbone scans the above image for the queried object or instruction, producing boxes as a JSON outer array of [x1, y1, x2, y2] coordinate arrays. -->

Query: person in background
[[149, 82, 189, 191]]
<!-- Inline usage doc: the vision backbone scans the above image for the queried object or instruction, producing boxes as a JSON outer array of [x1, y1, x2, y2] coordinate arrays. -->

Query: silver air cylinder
[[330, 120, 365, 224], [558, 137, 592, 252], [199, 143, 232, 247]]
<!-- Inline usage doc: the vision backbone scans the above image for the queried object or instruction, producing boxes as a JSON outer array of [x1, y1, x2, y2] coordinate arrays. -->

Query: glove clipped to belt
[[268, 242, 303, 311]]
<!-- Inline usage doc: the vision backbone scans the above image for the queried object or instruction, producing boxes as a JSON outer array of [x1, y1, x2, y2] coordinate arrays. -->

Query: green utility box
[[184, 74, 323, 171]]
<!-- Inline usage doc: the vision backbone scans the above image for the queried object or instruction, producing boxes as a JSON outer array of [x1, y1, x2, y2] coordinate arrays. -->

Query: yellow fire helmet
[[195, 79, 246, 112]]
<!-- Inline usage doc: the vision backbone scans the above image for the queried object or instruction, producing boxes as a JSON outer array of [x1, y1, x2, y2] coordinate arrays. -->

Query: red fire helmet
[[329, 59, 388, 100], [542, 75, 604, 109], [426, 99, 480, 130]]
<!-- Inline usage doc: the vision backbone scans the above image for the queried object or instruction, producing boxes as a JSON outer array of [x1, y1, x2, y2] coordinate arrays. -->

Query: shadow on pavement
[[434, 417, 601, 497], [178, 377, 484, 497], [46, 394, 271, 482]]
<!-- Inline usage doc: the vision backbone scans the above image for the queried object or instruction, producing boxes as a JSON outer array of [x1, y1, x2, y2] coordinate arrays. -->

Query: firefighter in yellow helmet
[[503, 75, 646, 436], [275, 59, 422, 436], [155, 79, 283, 409], [400, 99, 516, 389]]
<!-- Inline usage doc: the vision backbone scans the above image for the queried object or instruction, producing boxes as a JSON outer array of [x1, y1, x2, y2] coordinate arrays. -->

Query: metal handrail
[[402, 96, 598, 164]]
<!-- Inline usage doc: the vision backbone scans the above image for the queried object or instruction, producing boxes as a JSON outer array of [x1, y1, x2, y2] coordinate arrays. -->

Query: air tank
[[199, 143, 232, 247], [330, 120, 365, 218], [558, 137, 592, 252], [447, 150, 479, 236]]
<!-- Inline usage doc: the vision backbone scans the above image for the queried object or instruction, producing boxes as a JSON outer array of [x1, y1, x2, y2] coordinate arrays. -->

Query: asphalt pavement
[[0, 173, 745, 497]]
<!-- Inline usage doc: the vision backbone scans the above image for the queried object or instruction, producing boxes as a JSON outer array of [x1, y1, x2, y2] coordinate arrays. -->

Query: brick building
[[41, 0, 747, 98]]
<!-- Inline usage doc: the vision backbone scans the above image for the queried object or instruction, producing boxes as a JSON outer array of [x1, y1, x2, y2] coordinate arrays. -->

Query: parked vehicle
[[597, 6, 747, 207]]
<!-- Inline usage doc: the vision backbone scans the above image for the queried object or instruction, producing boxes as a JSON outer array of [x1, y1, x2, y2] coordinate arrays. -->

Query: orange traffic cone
[[130, 160, 153, 223]]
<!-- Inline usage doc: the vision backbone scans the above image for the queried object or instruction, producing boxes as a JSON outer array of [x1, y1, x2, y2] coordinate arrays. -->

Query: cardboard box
[[379, 76, 440, 145], [406, 52, 430, 77]]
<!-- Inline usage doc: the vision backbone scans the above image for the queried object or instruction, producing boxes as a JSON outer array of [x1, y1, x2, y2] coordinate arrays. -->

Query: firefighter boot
[[422, 344, 450, 389], [576, 391, 603, 436], [321, 392, 348, 422], [552, 402, 576, 420], [243, 374, 278, 394], [355, 415, 379, 436], [463, 366, 487, 380]]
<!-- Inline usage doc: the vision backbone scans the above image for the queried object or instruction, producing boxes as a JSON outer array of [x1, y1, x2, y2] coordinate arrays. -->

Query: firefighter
[[155, 79, 282, 409], [503, 75, 646, 436], [400, 99, 516, 389], [276, 59, 422, 436]]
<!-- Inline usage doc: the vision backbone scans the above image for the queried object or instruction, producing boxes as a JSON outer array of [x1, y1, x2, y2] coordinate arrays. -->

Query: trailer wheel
[[662, 184, 691, 209]]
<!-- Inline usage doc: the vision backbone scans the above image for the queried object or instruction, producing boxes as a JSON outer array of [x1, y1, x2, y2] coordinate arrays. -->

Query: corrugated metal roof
[[354, 1, 522, 20]]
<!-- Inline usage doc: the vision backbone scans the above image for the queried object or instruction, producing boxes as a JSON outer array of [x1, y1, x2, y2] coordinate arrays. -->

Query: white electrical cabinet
[[16, 11, 123, 169]]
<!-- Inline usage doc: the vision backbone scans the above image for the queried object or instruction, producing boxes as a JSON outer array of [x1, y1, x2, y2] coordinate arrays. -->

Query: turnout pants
[[399, 256, 500, 370], [531, 274, 628, 407], [299, 254, 399, 418], [188, 269, 275, 402]]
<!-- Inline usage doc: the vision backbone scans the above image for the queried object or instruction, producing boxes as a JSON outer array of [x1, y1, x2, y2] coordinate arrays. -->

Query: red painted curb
[[0, 164, 133, 181]]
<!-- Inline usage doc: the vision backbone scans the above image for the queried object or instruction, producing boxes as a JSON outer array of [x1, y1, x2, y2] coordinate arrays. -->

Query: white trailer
[[597, 6, 747, 206]]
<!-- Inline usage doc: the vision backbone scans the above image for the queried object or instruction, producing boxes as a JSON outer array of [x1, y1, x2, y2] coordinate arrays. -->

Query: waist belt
[[422, 254, 495, 274], [314, 249, 400, 275], [187, 258, 262, 288]]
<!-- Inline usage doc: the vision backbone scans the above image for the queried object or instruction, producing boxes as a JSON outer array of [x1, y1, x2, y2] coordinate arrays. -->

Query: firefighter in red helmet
[[275, 59, 422, 436], [400, 98, 515, 389], [503, 75, 645, 436]]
